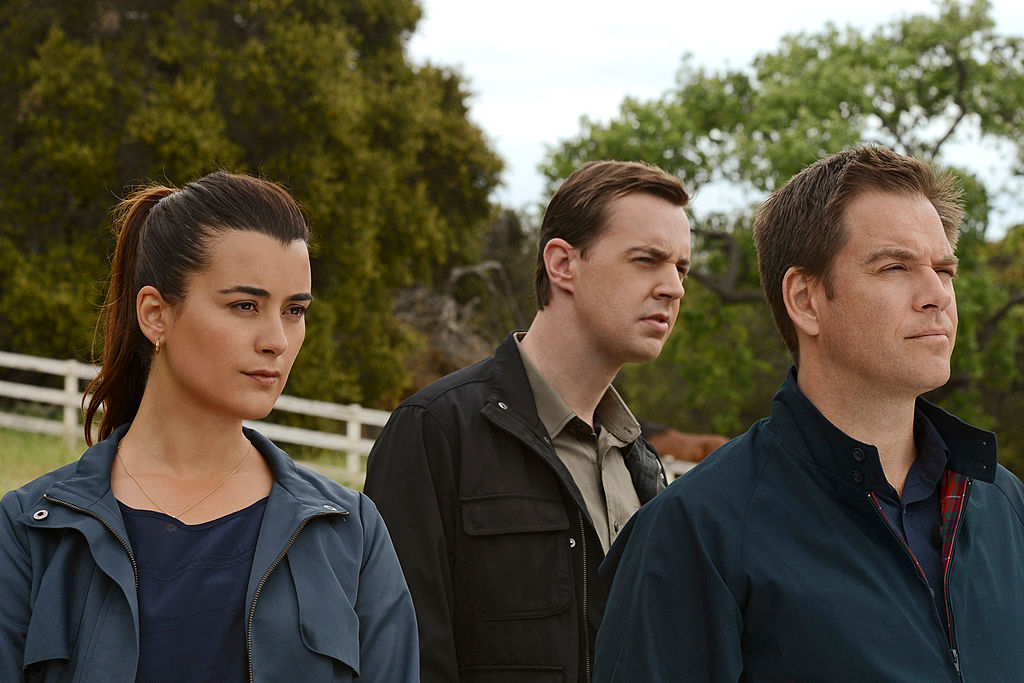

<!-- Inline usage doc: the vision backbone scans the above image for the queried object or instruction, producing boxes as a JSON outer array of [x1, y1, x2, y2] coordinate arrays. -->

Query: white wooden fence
[[0, 349, 694, 483], [0, 350, 391, 478]]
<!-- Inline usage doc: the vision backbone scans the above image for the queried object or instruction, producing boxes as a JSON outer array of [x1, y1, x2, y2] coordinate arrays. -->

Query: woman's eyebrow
[[219, 285, 314, 301]]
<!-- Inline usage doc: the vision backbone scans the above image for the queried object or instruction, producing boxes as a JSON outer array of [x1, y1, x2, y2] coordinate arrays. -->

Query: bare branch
[[689, 270, 765, 303], [977, 293, 1024, 348], [447, 260, 527, 329], [689, 228, 765, 304], [931, 52, 970, 156]]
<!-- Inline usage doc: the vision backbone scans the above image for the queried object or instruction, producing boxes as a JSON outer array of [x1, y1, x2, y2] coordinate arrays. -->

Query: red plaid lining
[[939, 470, 968, 566], [868, 470, 969, 610], [939, 469, 969, 642]]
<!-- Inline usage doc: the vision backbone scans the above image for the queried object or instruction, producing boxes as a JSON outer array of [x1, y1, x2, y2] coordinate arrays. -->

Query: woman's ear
[[543, 238, 577, 297], [782, 266, 821, 339], [136, 285, 170, 347]]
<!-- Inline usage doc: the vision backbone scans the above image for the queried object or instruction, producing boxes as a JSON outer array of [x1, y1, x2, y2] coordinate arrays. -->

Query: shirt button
[[32, 510, 48, 520], [852, 471, 864, 485], [613, 521, 620, 532], [852, 448, 866, 462]]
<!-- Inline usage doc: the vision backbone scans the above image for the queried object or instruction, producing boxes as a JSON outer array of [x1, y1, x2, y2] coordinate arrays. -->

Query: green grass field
[[0, 427, 83, 495], [0, 427, 362, 497]]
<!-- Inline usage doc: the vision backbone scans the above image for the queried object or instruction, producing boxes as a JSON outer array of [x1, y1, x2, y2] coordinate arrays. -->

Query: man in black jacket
[[595, 145, 1024, 680], [364, 160, 692, 682]]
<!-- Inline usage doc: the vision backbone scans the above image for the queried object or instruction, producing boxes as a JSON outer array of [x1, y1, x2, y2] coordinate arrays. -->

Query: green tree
[[543, 0, 1024, 474], [0, 0, 503, 407]]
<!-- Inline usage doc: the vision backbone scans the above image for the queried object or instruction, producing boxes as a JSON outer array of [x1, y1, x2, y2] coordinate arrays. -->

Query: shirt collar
[[901, 410, 950, 502], [514, 333, 640, 444]]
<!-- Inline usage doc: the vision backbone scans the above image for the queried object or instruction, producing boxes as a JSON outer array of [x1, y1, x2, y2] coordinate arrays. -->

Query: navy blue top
[[119, 497, 268, 683], [872, 412, 949, 631]]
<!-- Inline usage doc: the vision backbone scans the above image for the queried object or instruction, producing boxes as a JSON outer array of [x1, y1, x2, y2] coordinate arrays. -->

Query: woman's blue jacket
[[0, 425, 418, 682]]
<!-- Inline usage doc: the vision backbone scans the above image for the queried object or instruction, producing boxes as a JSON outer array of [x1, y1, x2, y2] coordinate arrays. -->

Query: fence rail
[[0, 350, 391, 479], [0, 350, 694, 483]]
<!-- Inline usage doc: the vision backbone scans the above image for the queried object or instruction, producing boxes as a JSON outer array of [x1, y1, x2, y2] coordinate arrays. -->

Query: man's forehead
[[842, 193, 952, 251]]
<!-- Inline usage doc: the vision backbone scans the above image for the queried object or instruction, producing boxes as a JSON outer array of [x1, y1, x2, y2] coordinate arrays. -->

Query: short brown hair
[[535, 160, 689, 308], [753, 145, 964, 364]]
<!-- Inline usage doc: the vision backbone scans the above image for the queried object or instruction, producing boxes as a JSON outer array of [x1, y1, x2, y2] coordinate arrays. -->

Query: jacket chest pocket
[[460, 494, 571, 620]]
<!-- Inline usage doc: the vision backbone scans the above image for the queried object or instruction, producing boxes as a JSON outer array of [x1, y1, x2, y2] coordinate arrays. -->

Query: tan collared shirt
[[515, 335, 643, 553]]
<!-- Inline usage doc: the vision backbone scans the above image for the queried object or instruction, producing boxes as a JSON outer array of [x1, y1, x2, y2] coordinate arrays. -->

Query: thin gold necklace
[[117, 439, 253, 521]]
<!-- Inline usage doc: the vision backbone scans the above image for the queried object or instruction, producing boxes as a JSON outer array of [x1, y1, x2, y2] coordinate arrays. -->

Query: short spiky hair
[[753, 145, 964, 364]]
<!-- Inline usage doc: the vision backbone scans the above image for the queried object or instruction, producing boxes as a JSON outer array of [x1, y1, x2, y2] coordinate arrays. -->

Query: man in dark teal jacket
[[595, 145, 1024, 681]]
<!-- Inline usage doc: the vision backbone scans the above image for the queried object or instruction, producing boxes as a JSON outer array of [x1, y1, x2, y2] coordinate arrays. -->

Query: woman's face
[[152, 230, 312, 421]]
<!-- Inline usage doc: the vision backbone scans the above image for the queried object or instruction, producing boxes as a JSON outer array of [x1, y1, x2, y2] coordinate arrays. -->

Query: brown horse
[[640, 421, 729, 465]]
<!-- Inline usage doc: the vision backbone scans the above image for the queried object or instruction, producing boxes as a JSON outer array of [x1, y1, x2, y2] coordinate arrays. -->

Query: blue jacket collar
[[41, 424, 130, 527], [244, 427, 351, 516], [35, 425, 351, 544]]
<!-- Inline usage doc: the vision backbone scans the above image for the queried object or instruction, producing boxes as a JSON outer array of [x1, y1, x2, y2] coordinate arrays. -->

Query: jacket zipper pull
[[950, 647, 960, 674]]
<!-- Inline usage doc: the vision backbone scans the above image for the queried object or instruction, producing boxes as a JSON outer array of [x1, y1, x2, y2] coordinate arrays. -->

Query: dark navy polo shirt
[[872, 411, 949, 632]]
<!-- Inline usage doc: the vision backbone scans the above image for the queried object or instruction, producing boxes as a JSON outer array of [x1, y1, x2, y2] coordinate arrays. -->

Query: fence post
[[345, 415, 361, 475], [63, 360, 79, 447]]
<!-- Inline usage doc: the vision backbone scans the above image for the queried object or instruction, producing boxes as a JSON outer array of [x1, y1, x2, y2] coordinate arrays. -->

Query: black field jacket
[[364, 334, 665, 682]]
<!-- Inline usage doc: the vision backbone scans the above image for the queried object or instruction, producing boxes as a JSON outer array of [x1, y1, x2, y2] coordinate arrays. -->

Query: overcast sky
[[408, 0, 1024, 231]]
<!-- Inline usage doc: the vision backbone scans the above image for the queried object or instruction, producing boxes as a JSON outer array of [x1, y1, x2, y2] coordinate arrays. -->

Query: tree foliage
[[543, 0, 1024, 474], [0, 0, 503, 408]]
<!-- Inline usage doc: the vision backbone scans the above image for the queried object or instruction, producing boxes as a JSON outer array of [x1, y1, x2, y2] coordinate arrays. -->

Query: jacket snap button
[[498, 402, 508, 410], [323, 504, 337, 511], [852, 448, 865, 462], [569, 538, 576, 548], [32, 510, 48, 520], [852, 471, 864, 485]]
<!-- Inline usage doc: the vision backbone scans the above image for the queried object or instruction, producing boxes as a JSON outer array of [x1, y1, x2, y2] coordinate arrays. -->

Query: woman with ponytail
[[0, 172, 419, 682]]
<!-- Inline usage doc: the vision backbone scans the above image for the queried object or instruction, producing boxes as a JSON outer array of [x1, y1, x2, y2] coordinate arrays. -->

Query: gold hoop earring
[[155, 338, 162, 355]]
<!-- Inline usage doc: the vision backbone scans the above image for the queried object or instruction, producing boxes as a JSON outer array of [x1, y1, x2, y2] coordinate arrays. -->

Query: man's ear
[[543, 238, 577, 296], [136, 285, 171, 346], [782, 266, 821, 338]]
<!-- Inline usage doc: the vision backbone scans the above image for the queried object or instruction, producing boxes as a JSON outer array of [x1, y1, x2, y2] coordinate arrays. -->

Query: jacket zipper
[[940, 479, 971, 679], [246, 512, 338, 683], [577, 509, 592, 683], [44, 494, 139, 587], [866, 493, 962, 680]]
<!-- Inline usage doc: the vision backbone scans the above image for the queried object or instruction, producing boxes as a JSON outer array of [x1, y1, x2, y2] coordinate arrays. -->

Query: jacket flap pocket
[[288, 554, 360, 675], [461, 495, 569, 536]]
